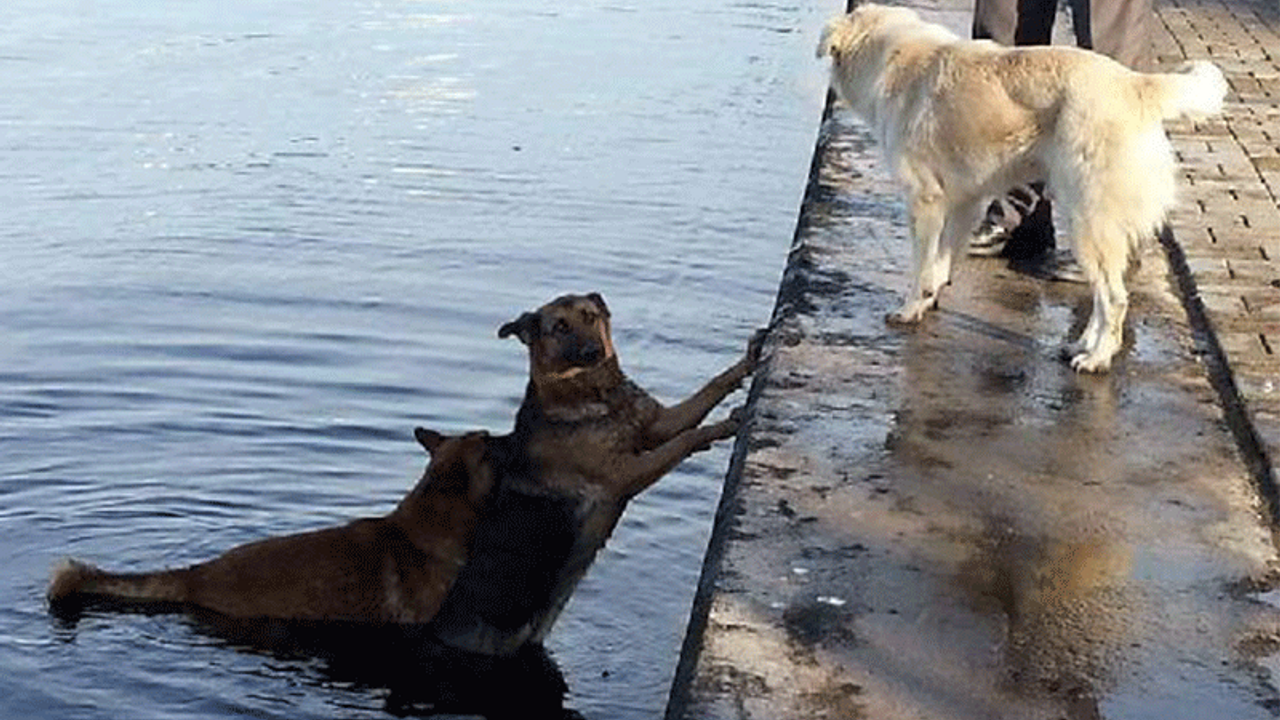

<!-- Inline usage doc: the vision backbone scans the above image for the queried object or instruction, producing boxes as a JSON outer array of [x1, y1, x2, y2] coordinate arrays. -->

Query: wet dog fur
[[424, 292, 762, 654], [818, 3, 1226, 371], [48, 430, 495, 623]]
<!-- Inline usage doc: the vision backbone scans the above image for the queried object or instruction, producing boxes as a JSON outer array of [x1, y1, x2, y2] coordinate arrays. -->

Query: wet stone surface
[[674, 108, 1280, 719]]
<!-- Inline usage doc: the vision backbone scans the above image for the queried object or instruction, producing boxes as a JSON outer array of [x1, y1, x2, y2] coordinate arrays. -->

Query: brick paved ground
[[1155, 0, 1280, 469]]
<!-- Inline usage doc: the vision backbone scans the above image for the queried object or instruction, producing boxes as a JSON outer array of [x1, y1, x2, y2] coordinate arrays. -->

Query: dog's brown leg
[[646, 331, 763, 444], [619, 411, 743, 497]]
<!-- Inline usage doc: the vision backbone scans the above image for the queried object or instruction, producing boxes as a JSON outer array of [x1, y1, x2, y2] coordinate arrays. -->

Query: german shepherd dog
[[48, 430, 494, 623], [427, 292, 762, 655]]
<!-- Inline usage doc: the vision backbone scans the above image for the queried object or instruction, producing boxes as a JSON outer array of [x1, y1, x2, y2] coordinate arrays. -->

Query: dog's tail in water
[[1153, 60, 1227, 120], [47, 558, 185, 609]]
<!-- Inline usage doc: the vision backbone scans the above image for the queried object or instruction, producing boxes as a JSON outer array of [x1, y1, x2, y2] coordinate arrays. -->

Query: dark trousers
[[973, 0, 1154, 70], [972, 0, 1154, 258]]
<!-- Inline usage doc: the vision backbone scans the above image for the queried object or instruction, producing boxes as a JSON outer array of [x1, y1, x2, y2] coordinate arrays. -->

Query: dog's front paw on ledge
[[697, 407, 747, 450], [726, 329, 769, 386]]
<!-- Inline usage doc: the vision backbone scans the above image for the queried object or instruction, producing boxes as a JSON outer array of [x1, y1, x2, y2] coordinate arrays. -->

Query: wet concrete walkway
[[668, 0, 1280, 717]]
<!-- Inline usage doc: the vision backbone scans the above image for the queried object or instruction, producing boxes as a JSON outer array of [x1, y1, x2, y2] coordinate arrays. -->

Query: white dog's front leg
[[888, 192, 947, 325]]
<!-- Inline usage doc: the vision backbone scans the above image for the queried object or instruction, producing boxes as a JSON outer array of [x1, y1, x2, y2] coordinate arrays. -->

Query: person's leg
[[972, 0, 1057, 261], [973, 0, 1017, 43], [1002, 184, 1054, 262], [1073, 0, 1155, 70], [974, 0, 1055, 44]]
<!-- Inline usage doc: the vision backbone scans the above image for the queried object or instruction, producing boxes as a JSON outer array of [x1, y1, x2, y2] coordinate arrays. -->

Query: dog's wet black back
[[435, 482, 579, 633]]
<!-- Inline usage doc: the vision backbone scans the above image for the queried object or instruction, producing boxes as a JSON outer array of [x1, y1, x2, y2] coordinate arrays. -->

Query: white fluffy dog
[[818, 3, 1226, 372]]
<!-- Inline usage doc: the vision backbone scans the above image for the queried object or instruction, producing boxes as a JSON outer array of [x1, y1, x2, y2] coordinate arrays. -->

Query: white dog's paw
[[886, 298, 935, 326], [1069, 349, 1113, 373]]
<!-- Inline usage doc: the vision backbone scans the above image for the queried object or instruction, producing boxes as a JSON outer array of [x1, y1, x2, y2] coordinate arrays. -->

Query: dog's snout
[[564, 339, 603, 367]]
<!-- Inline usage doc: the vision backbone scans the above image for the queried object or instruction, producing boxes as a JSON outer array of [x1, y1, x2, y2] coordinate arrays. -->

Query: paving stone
[[1159, 0, 1280, 468]]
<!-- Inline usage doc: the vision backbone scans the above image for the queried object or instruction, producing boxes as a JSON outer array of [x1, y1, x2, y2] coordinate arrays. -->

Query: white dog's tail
[[1153, 60, 1228, 120]]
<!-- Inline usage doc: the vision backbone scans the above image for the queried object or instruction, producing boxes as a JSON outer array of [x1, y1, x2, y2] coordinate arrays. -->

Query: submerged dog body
[[428, 293, 760, 655], [818, 4, 1226, 371], [48, 431, 494, 624]]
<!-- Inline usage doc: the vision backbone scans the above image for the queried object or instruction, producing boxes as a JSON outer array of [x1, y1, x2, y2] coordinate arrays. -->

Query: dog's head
[[498, 292, 617, 379], [414, 429, 495, 507], [816, 3, 921, 61]]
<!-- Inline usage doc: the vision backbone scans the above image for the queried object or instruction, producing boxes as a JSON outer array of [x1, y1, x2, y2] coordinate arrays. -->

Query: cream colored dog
[[818, 3, 1226, 372]]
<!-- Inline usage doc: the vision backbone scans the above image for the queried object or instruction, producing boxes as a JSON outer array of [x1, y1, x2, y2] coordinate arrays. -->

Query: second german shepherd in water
[[48, 430, 494, 623]]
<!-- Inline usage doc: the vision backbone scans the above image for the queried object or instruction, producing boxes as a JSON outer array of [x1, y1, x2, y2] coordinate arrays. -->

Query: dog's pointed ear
[[586, 292, 610, 318], [498, 311, 540, 345], [414, 427, 445, 454]]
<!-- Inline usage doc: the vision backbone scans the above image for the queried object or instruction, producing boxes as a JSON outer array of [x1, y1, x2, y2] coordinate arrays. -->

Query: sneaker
[[1045, 252, 1086, 284], [969, 218, 1010, 256]]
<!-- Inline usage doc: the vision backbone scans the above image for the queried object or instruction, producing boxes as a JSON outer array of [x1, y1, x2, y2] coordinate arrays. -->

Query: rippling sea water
[[1, 0, 828, 717]]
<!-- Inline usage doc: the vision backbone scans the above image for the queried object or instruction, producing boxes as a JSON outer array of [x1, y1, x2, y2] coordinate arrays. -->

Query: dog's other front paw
[[713, 406, 746, 438], [695, 407, 746, 451]]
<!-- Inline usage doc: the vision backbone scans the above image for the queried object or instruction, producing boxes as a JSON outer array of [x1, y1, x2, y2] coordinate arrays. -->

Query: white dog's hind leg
[[1071, 277, 1127, 372], [1066, 304, 1103, 359], [1063, 233, 1103, 359], [1069, 226, 1130, 373], [889, 192, 948, 325]]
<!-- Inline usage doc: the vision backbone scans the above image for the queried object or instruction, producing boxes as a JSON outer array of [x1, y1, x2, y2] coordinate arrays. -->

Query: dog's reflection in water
[[52, 603, 583, 720]]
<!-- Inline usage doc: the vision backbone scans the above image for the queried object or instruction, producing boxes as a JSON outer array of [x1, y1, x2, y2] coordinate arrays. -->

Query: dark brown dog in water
[[47, 430, 494, 623], [501, 291, 760, 497], [427, 292, 763, 655]]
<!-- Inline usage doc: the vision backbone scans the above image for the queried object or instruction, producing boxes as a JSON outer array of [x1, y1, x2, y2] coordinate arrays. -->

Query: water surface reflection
[[1, 0, 827, 717]]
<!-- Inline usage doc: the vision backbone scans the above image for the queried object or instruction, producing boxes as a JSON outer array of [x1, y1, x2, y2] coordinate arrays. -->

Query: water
[[0, 0, 829, 717]]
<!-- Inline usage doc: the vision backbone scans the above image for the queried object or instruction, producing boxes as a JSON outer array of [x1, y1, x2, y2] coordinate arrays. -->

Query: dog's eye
[[552, 319, 570, 334]]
